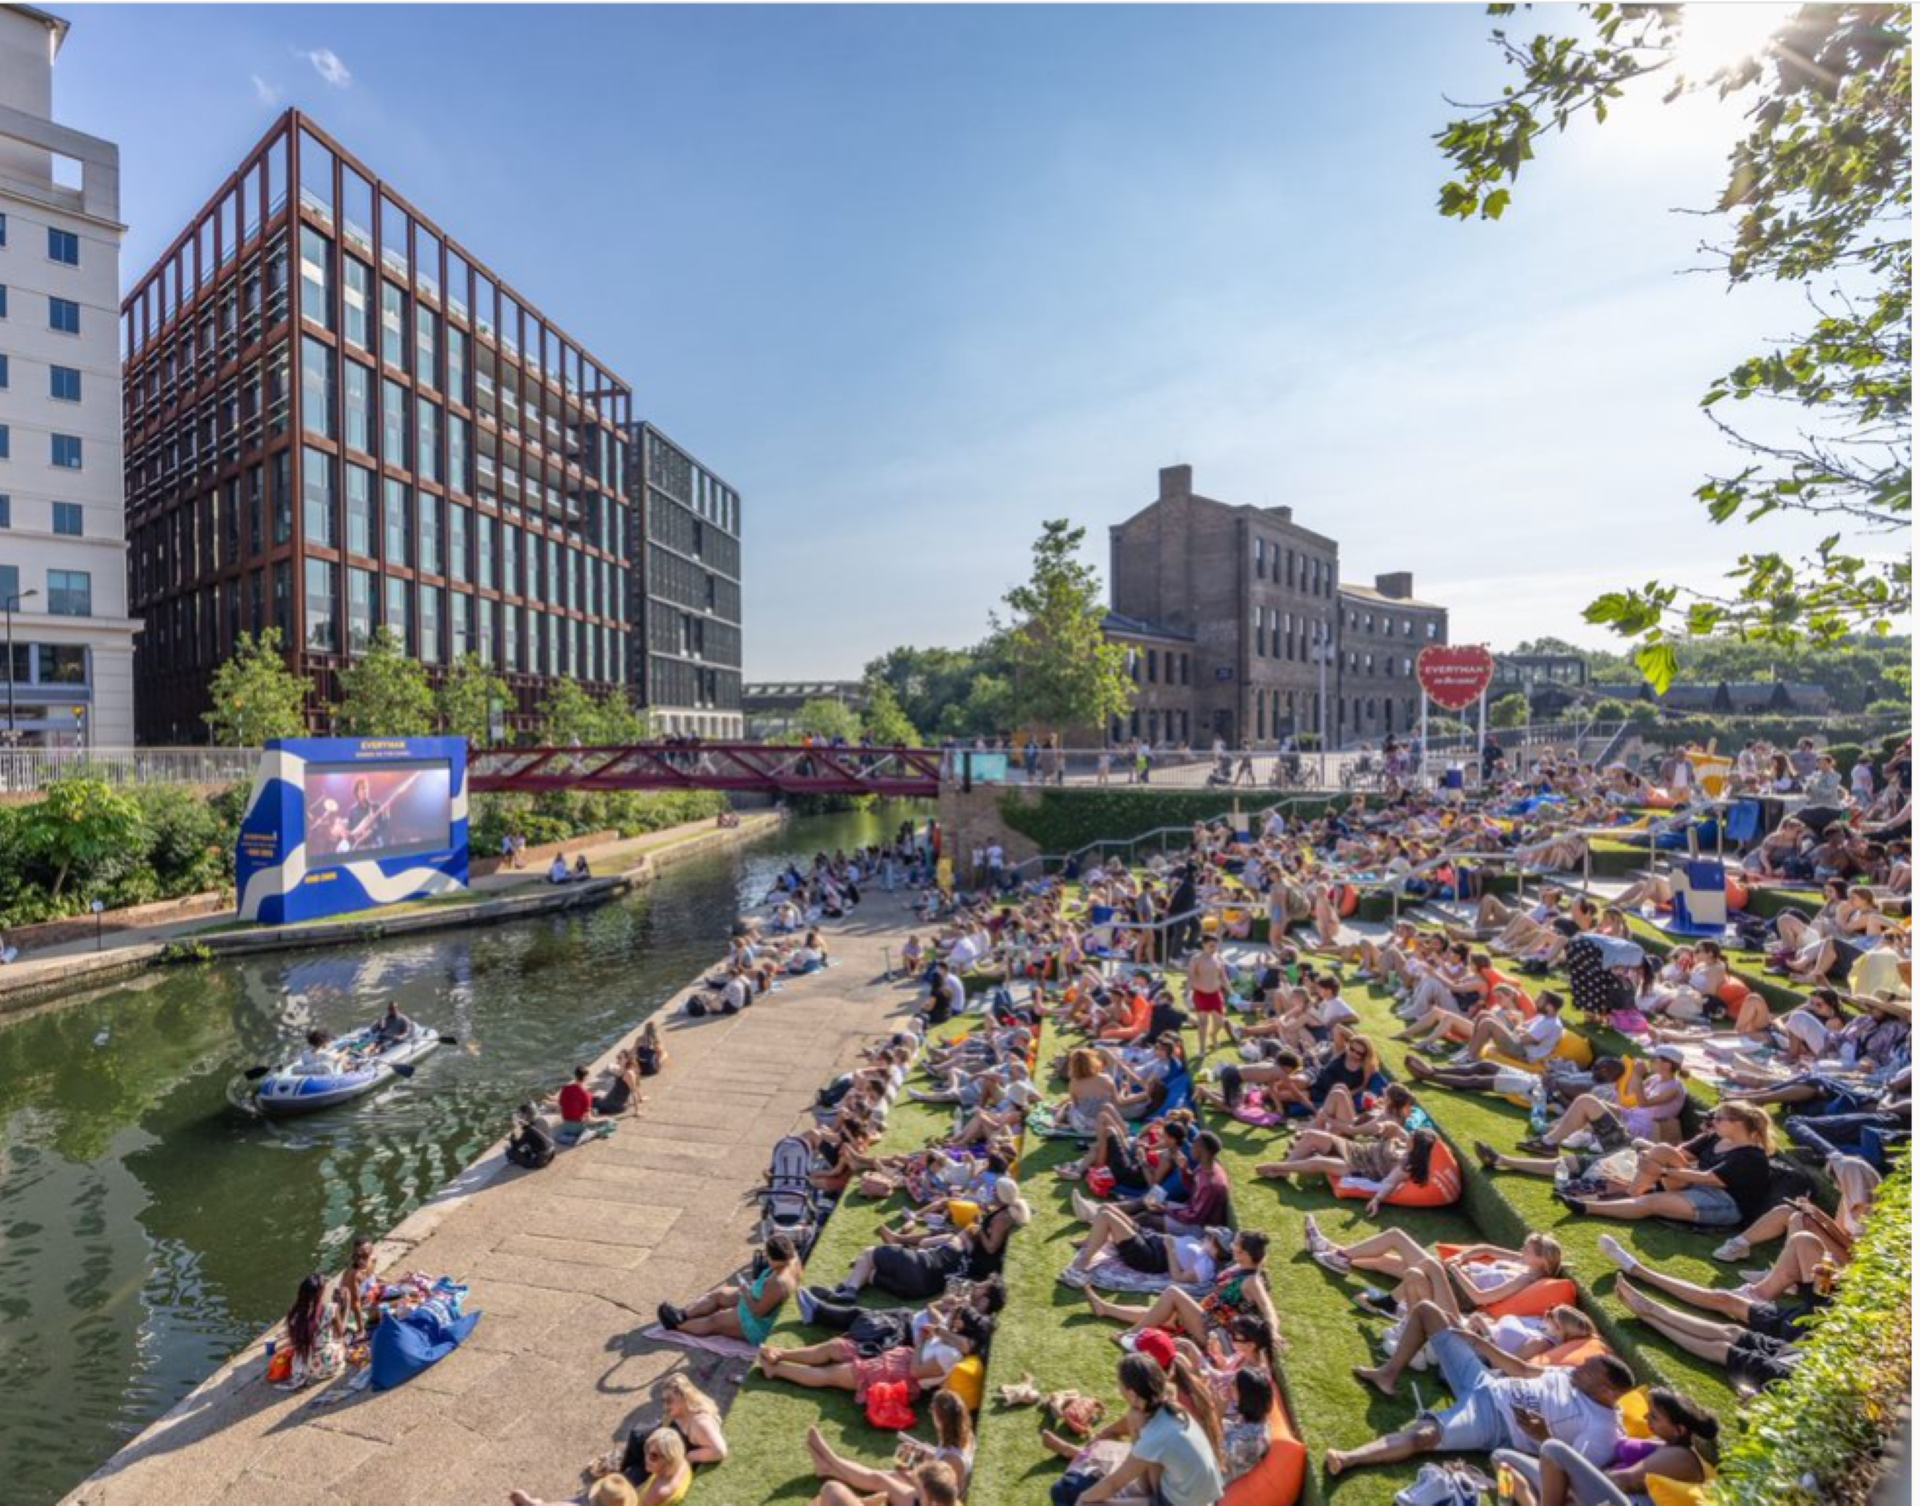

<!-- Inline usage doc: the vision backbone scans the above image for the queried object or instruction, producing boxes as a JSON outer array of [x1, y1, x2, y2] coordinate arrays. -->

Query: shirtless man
[[1187, 933, 1230, 1058]]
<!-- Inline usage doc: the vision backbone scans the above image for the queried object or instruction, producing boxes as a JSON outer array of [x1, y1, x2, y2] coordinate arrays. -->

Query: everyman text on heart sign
[[1416, 645, 1496, 712]]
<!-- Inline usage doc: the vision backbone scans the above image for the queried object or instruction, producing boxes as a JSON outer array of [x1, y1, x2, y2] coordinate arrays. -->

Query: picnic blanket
[[639, 1325, 760, 1360], [1082, 1247, 1211, 1296]]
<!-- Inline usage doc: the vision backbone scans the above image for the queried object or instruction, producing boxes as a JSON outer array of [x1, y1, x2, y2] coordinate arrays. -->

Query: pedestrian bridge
[[467, 743, 944, 798]]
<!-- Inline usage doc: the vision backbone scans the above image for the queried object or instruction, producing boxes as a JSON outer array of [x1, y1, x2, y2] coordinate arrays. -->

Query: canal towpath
[[56, 885, 925, 1506]]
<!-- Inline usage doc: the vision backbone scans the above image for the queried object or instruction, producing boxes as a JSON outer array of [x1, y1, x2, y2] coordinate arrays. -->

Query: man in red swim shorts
[[1187, 933, 1229, 1058]]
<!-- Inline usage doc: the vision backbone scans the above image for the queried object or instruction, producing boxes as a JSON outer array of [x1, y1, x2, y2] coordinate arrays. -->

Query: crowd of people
[[286, 728, 1905, 1506]]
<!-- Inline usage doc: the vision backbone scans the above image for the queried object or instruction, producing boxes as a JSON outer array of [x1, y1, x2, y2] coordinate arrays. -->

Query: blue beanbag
[[370, 1303, 483, 1391]]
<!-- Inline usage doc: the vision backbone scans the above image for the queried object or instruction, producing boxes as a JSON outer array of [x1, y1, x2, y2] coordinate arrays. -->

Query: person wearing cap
[[1510, 1046, 1689, 1156]]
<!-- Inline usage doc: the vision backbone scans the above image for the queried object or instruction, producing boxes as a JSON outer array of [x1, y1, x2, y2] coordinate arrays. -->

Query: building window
[[47, 568, 91, 616], [419, 492, 441, 576], [302, 446, 337, 547], [380, 281, 408, 372], [384, 573, 410, 646], [0, 354, 9, 389], [301, 336, 336, 438], [381, 378, 408, 464], [0, 285, 7, 317], [52, 502, 82, 537], [48, 297, 79, 334], [347, 567, 374, 650], [342, 257, 371, 350], [50, 365, 79, 401], [0, 425, 9, 459], [0, 495, 9, 527], [1426, 621, 1439, 639], [0, 563, 14, 601], [51, 434, 82, 468], [47, 227, 78, 265], [0, 214, 6, 245], [416, 400, 440, 483], [305, 559, 337, 650], [346, 463, 374, 555], [299, 226, 333, 329], [383, 478, 411, 566], [344, 360, 373, 452]]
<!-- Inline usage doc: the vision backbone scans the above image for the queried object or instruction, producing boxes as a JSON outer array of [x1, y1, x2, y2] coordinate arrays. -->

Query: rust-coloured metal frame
[[468, 743, 943, 799]]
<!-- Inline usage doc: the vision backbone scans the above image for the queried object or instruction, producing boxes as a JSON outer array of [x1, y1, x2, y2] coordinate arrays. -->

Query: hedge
[[997, 787, 1340, 857], [469, 789, 729, 852], [1629, 717, 1908, 753], [1711, 1155, 1911, 1506]]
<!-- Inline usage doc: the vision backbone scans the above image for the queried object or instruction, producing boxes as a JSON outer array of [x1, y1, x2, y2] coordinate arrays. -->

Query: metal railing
[[0, 746, 260, 795]]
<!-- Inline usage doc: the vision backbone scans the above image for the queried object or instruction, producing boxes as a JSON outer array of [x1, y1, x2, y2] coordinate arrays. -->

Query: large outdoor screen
[[301, 761, 453, 864]]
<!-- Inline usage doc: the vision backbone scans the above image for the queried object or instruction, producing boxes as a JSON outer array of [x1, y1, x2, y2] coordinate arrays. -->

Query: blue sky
[[60, 3, 1845, 678]]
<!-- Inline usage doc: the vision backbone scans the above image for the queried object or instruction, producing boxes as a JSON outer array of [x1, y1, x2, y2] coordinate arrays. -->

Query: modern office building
[[1103, 464, 1448, 748], [628, 422, 742, 738], [743, 680, 861, 740], [122, 110, 634, 742], [0, 5, 136, 747]]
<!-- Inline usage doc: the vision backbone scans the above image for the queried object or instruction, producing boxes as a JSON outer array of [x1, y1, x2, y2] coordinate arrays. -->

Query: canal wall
[[57, 886, 924, 1506], [0, 811, 788, 1016]]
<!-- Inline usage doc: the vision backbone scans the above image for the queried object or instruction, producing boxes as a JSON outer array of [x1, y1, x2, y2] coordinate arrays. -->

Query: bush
[[998, 788, 1339, 856], [1591, 697, 1635, 720], [1712, 1156, 1911, 1506]]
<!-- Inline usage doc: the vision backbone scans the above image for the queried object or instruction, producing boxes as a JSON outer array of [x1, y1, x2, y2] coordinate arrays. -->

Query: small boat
[[253, 1021, 442, 1116]]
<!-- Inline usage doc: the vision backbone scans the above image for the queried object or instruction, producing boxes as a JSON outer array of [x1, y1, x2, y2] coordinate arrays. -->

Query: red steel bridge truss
[[467, 743, 944, 799]]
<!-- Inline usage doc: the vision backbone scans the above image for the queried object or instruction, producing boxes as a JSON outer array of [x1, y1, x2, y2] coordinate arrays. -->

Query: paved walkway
[[59, 890, 922, 1506]]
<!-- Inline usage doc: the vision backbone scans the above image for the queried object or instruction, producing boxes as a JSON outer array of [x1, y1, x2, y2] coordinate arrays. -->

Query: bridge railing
[[0, 746, 261, 795]]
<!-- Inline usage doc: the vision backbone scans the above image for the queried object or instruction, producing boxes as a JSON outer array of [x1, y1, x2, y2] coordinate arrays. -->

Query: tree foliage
[[794, 697, 863, 744], [1488, 691, 1534, 729], [1508, 630, 1910, 709], [997, 519, 1136, 737], [531, 680, 652, 746], [859, 682, 922, 746], [15, 778, 147, 900], [436, 656, 511, 747], [202, 628, 309, 746], [1438, 4, 1911, 688], [864, 642, 1017, 741], [333, 627, 435, 737]]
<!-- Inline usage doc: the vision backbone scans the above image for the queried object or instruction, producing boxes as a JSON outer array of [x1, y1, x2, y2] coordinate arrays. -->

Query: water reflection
[[0, 807, 911, 1506]]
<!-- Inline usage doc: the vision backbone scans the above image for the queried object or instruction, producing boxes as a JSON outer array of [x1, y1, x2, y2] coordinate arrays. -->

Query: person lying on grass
[[1466, 1049, 1689, 1173], [1328, 1299, 1634, 1477], [797, 1275, 1005, 1357], [1611, 1277, 1804, 1392], [1059, 1199, 1234, 1288], [1197, 1030, 1381, 1127], [826, 1177, 1030, 1303], [805, 1388, 975, 1505], [1303, 1220, 1566, 1323], [1494, 1384, 1718, 1506], [1081, 1230, 1280, 1350], [810, 1459, 962, 1506], [755, 1307, 993, 1402], [1555, 1102, 1775, 1229], [1250, 1079, 1421, 1180], [656, 1232, 804, 1343], [1255, 1124, 1445, 1215], [1597, 1229, 1842, 1338]]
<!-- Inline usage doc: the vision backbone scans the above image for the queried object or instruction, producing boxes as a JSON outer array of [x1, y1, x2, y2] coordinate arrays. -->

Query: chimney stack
[[1374, 571, 1413, 600], [1158, 464, 1192, 501]]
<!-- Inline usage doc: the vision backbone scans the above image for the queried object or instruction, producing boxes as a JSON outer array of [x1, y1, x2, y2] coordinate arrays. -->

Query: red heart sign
[[1417, 645, 1496, 712]]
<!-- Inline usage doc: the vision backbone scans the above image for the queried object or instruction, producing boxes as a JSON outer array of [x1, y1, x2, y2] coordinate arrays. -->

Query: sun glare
[[1672, 2, 1798, 80]]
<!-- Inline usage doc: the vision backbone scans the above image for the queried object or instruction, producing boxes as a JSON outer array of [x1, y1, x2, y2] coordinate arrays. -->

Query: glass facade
[[121, 110, 636, 740]]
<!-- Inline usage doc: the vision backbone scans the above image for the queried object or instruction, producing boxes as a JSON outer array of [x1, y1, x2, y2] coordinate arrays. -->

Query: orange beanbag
[[1725, 879, 1750, 911], [1330, 884, 1360, 918], [1485, 1278, 1581, 1320], [1221, 1398, 1308, 1506], [1717, 977, 1751, 1008], [1540, 1336, 1613, 1369], [1335, 1137, 1462, 1208]]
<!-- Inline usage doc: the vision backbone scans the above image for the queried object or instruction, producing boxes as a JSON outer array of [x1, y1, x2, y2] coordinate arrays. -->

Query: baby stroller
[[744, 1133, 825, 1254]]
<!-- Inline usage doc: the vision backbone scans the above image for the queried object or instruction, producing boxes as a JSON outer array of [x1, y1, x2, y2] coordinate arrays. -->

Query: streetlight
[[4, 588, 39, 745], [1312, 622, 1335, 788]]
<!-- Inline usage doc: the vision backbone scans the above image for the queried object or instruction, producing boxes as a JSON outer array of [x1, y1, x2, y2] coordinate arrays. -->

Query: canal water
[[0, 806, 917, 1506]]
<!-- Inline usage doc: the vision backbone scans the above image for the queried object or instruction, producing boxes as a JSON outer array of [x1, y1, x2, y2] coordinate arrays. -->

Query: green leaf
[[1482, 188, 1512, 220], [1633, 641, 1679, 694]]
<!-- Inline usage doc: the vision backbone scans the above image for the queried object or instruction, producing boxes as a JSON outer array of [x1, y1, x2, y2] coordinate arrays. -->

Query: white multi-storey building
[[0, 4, 134, 747]]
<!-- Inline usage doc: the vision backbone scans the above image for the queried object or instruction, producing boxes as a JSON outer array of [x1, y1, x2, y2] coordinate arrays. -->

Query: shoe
[[1071, 1189, 1100, 1225], [1554, 1189, 1589, 1215], [1353, 1288, 1397, 1319], [806, 1284, 839, 1307], [1472, 1140, 1502, 1172], [1517, 1136, 1556, 1156], [1596, 1234, 1639, 1274], [1058, 1265, 1089, 1288], [1710, 1237, 1751, 1264], [656, 1302, 685, 1331]]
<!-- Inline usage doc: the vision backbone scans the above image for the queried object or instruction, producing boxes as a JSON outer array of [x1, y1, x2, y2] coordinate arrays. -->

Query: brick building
[[1335, 573, 1447, 744], [1103, 464, 1449, 749]]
